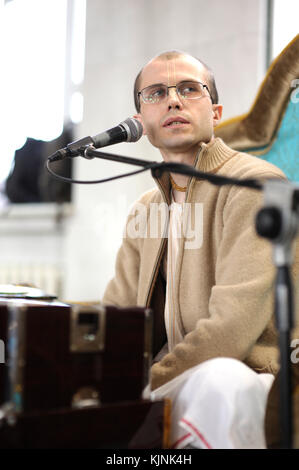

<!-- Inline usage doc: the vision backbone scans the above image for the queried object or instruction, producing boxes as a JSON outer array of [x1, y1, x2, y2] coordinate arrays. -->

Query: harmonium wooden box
[[0, 299, 152, 411], [0, 299, 170, 448]]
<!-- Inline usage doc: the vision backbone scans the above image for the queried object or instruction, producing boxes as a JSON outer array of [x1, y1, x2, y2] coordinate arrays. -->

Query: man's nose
[[167, 87, 182, 109]]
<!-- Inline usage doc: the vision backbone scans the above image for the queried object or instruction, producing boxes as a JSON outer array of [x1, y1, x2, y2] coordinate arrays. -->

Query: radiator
[[0, 263, 62, 297]]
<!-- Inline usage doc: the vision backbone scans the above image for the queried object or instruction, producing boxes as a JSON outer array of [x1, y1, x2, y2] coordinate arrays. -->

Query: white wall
[[63, 0, 269, 301]]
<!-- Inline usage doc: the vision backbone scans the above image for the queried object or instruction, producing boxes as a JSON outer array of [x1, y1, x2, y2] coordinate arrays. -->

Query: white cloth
[[144, 357, 274, 449], [164, 201, 185, 351]]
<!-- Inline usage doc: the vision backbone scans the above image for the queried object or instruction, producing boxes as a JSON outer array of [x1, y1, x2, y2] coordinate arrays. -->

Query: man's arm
[[102, 188, 158, 306], [102, 230, 140, 307]]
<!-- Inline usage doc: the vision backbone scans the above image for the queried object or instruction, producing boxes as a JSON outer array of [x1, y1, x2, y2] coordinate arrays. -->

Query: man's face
[[135, 55, 222, 156]]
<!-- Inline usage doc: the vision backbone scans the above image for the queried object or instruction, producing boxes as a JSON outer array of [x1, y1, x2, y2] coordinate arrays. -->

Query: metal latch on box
[[70, 305, 106, 353]]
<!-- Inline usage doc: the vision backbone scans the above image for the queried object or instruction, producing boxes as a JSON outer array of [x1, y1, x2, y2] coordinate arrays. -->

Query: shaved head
[[134, 50, 219, 112]]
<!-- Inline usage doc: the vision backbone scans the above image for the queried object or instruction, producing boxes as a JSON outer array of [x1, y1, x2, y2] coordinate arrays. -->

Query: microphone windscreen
[[122, 118, 143, 142]]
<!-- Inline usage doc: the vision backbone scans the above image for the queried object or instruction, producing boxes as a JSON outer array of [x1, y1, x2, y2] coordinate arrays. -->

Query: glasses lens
[[142, 84, 167, 103], [177, 81, 204, 99]]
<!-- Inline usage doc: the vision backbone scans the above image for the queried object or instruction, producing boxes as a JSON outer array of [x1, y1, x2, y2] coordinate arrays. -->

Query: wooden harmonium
[[0, 300, 152, 414]]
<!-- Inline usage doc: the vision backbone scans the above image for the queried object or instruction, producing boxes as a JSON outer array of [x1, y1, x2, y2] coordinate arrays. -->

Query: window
[[0, 0, 86, 190], [270, 0, 299, 61]]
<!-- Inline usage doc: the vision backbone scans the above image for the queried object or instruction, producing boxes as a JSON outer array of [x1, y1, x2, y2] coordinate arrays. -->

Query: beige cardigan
[[103, 138, 299, 390]]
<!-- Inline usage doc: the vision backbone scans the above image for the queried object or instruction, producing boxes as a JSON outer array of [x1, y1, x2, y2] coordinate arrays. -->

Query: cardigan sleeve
[[102, 187, 159, 306], [102, 218, 140, 307]]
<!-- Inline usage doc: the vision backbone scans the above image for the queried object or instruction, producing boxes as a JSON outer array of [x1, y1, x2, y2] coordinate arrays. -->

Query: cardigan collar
[[153, 137, 237, 203]]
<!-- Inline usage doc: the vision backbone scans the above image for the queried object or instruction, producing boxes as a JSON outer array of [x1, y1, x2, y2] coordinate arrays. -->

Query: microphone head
[[122, 118, 143, 142]]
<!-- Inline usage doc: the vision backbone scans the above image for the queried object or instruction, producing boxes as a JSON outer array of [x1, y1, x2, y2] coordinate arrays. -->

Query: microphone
[[49, 117, 143, 162]]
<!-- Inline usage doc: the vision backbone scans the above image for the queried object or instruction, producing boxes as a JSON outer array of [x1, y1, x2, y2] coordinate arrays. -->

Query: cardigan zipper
[[144, 145, 203, 308], [144, 177, 169, 308], [145, 238, 167, 308]]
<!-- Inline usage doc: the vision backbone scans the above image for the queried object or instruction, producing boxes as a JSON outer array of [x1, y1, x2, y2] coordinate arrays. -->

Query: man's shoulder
[[223, 149, 286, 180], [126, 187, 163, 216], [134, 187, 163, 205]]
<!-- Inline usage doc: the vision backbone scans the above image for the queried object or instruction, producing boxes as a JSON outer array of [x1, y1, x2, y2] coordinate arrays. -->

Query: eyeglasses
[[138, 80, 212, 105]]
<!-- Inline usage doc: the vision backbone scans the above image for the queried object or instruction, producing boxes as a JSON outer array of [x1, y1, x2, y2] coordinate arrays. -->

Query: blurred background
[[0, 0, 298, 301]]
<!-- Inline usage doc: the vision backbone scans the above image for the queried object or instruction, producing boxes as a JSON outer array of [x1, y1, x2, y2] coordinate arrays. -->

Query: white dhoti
[[144, 358, 274, 449]]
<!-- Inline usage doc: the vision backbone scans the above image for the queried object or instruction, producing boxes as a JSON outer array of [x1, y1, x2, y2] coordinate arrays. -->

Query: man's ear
[[212, 104, 223, 128], [133, 113, 147, 135]]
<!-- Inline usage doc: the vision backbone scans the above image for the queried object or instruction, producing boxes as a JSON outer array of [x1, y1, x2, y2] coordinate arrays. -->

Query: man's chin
[[161, 137, 198, 152], [147, 133, 203, 153]]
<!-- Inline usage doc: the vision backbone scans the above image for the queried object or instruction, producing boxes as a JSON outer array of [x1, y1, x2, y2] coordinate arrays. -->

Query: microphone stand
[[47, 146, 299, 449], [79, 146, 262, 190], [255, 179, 299, 449]]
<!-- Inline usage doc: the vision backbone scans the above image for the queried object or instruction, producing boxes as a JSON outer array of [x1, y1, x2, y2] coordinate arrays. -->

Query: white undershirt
[[164, 192, 185, 352]]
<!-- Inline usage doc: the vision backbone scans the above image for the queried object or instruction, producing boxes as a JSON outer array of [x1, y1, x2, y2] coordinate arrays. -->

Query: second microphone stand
[[256, 179, 299, 449]]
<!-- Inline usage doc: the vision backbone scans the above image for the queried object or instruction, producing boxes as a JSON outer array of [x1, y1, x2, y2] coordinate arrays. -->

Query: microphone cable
[[46, 158, 159, 185]]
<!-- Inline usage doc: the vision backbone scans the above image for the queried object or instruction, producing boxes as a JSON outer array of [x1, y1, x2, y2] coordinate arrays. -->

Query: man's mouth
[[163, 117, 190, 127]]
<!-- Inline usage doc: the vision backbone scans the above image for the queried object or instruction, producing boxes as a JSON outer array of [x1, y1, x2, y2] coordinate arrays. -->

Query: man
[[103, 51, 298, 448]]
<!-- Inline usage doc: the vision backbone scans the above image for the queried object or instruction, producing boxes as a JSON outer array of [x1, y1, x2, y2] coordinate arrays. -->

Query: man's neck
[[161, 148, 196, 190], [161, 137, 214, 192]]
